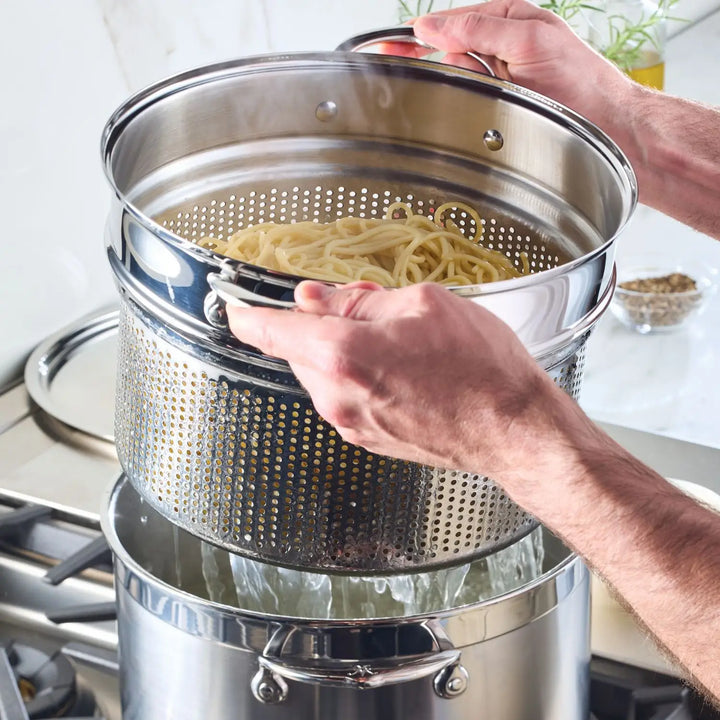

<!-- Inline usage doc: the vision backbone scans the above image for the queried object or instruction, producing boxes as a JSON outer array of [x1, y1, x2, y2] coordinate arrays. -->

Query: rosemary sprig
[[599, 0, 681, 70]]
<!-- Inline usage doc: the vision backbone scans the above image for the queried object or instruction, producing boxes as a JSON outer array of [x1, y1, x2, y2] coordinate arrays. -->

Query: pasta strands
[[198, 203, 529, 287]]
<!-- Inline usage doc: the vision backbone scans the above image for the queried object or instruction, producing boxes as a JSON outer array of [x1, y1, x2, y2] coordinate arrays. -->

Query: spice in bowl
[[612, 268, 706, 333]]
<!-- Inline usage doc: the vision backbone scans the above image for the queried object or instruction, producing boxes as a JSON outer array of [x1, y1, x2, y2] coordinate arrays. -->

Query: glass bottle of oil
[[591, 0, 668, 91]]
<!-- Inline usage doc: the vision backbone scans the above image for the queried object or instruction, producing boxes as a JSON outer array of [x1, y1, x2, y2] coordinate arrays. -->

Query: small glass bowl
[[611, 257, 717, 334]]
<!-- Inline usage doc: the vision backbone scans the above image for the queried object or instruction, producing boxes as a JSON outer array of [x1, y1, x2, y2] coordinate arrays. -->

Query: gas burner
[[0, 639, 101, 720]]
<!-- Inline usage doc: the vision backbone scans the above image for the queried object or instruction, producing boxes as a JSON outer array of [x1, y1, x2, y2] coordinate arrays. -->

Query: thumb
[[294, 280, 390, 320]]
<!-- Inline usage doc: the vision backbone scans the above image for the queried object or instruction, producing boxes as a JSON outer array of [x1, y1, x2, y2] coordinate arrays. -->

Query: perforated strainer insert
[[115, 296, 589, 572]]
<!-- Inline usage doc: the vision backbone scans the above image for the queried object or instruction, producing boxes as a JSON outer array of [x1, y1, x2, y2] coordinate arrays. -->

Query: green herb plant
[[539, 1, 601, 23], [598, 1, 681, 71]]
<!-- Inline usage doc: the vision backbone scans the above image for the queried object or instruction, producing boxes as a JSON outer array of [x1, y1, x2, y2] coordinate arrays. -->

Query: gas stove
[[0, 492, 119, 720], [0, 320, 718, 718], [0, 365, 121, 720]]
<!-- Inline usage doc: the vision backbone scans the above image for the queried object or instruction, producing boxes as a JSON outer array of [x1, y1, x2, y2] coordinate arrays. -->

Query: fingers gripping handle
[[335, 25, 497, 78], [204, 270, 297, 329]]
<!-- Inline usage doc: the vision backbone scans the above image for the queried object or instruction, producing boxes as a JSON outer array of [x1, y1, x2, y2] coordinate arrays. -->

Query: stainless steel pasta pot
[[103, 47, 637, 573], [102, 474, 591, 720]]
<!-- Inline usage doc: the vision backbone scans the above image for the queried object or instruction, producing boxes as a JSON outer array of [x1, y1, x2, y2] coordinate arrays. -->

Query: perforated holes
[[551, 343, 588, 400], [116, 289, 550, 570]]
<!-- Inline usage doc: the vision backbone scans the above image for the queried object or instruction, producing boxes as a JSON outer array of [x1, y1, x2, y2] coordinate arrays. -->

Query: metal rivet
[[316, 100, 338, 122], [203, 293, 227, 328], [434, 662, 469, 699], [251, 667, 288, 704], [483, 129, 504, 151], [447, 677, 465, 693], [258, 683, 275, 701]]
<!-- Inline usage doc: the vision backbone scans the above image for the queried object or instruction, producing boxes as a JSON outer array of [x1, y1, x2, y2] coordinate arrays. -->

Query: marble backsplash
[[98, 0, 720, 92]]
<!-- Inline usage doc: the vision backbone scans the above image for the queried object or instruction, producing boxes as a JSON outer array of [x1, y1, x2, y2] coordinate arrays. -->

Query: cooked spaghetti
[[197, 202, 529, 286]]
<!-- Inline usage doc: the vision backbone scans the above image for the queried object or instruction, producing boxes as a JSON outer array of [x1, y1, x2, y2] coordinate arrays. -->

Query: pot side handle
[[250, 622, 469, 703], [252, 649, 468, 702]]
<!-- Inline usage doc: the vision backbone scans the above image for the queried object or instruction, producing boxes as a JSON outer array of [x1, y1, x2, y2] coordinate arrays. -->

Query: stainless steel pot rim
[[113, 260, 616, 381], [24, 306, 119, 442], [101, 474, 583, 635], [529, 262, 617, 365], [101, 51, 637, 298]]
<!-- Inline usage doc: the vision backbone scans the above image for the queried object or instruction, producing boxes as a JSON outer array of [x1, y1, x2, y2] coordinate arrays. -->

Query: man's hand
[[227, 280, 575, 485], [385, 0, 634, 130], [383, 0, 720, 242]]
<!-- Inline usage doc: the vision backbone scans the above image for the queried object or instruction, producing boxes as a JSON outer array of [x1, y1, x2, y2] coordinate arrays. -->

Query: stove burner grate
[[0, 639, 104, 720]]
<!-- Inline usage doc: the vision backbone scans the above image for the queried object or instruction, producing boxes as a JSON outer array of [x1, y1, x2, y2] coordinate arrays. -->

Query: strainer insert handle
[[207, 271, 502, 316], [208, 273, 296, 309], [335, 25, 497, 78]]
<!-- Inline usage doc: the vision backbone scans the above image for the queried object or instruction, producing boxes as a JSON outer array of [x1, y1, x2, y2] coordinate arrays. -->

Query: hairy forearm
[[592, 80, 720, 239], [495, 387, 720, 701]]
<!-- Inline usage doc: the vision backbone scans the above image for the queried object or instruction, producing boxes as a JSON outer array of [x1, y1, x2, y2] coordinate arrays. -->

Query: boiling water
[[194, 527, 546, 619]]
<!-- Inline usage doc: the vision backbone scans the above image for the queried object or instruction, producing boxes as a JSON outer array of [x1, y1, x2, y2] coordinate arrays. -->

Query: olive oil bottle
[[590, 0, 672, 91], [626, 52, 665, 91]]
